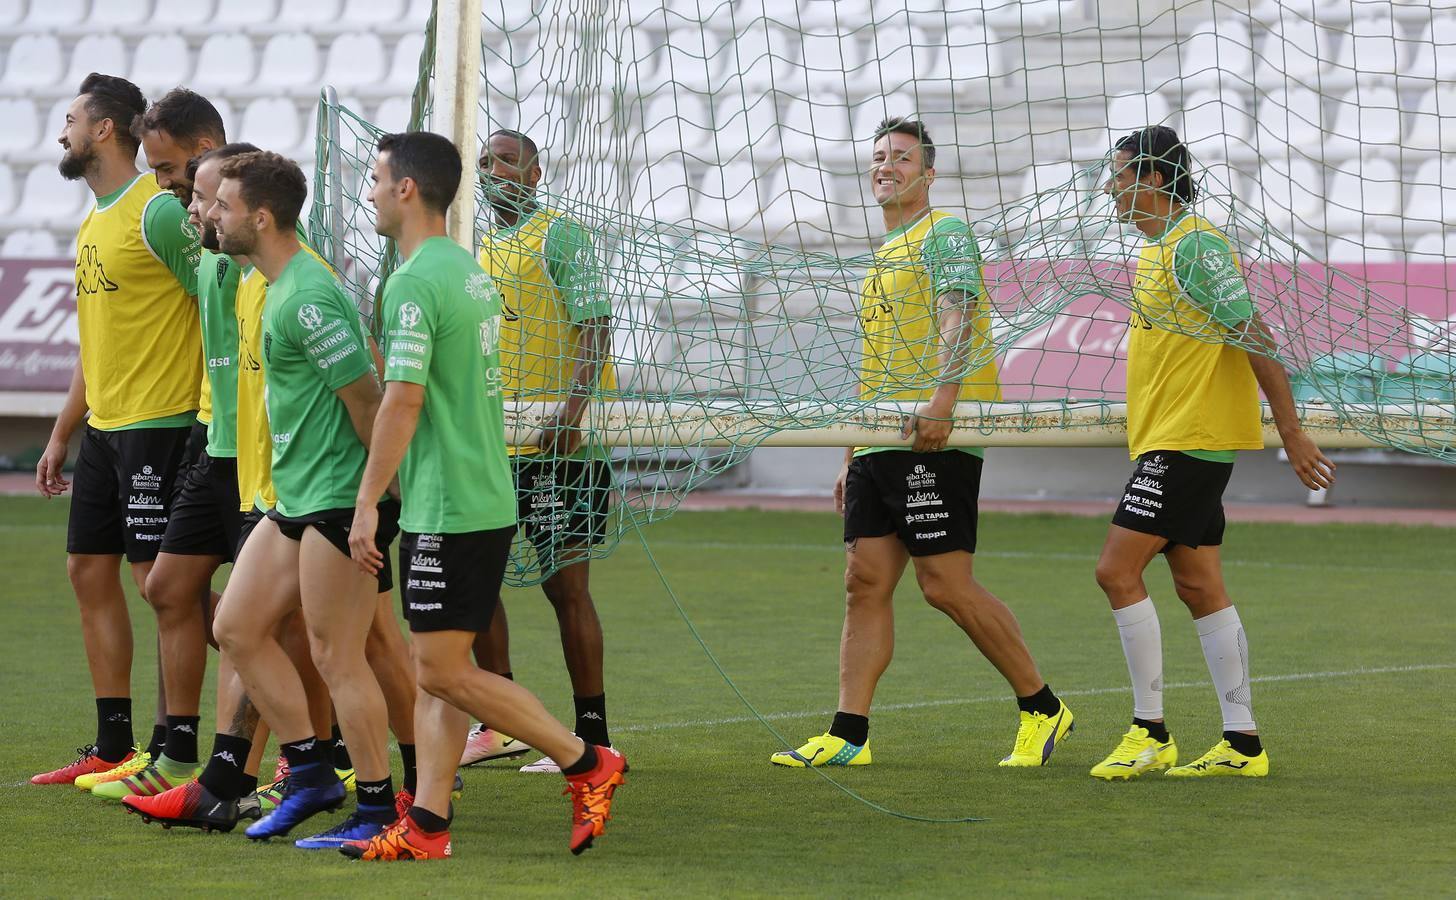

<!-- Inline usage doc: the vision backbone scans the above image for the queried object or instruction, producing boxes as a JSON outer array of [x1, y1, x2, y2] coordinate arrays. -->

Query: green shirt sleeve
[[283, 287, 373, 391], [142, 192, 202, 296], [1173, 231, 1254, 329], [380, 273, 433, 386], [544, 216, 611, 323], [919, 216, 985, 301]]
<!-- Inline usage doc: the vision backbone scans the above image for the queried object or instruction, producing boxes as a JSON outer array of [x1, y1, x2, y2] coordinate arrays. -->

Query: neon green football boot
[[91, 754, 200, 799], [770, 733, 871, 767], [74, 747, 149, 791], [1090, 726, 1178, 780], [1165, 739, 1268, 778], [999, 702, 1075, 767]]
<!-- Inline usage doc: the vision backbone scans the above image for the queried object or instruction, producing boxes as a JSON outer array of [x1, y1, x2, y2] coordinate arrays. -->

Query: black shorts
[[238, 507, 264, 557], [267, 498, 401, 592], [1111, 451, 1233, 549], [158, 452, 243, 561], [398, 526, 514, 633], [842, 450, 981, 556], [66, 422, 192, 562], [514, 455, 614, 567]]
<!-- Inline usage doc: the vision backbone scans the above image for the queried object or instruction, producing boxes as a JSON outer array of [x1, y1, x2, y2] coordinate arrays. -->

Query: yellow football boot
[[1090, 726, 1178, 780], [74, 748, 150, 791], [999, 702, 1075, 767], [1165, 739, 1268, 778], [770, 733, 871, 767]]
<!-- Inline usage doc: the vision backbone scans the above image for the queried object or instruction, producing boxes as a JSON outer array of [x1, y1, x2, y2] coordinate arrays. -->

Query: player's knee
[[66, 554, 108, 596], [413, 655, 463, 700], [844, 559, 891, 600], [541, 575, 591, 612], [1094, 559, 1134, 597], [913, 570, 961, 614], [1171, 577, 1221, 612]]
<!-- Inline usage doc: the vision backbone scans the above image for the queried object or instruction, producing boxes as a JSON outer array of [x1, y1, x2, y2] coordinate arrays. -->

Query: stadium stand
[[0, 0, 1451, 264]]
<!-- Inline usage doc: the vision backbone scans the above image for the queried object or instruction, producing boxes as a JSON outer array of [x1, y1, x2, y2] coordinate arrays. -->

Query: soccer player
[[203, 150, 396, 847], [346, 131, 627, 859], [771, 118, 1072, 769], [91, 91, 237, 801], [464, 128, 617, 772], [1089, 126, 1334, 780], [33, 74, 202, 785]]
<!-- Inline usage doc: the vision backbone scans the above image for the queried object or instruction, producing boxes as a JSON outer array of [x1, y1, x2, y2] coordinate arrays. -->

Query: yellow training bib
[[1126, 213, 1262, 458]]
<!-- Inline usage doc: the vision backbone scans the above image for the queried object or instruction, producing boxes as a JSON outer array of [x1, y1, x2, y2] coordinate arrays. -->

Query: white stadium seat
[[630, 154, 693, 222], [760, 158, 832, 239], [1181, 90, 1254, 159], [280, 0, 342, 25], [257, 34, 322, 89], [65, 36, 129, 89], [387, 33, 427, 89], [23, 0, 84, 28], [797, 29, 868, 94], [17, 166, 87, 224], [733, 19, 801, 91], [192, 34, 257, 90], [695, 159, 760, 232], [1407, 158, 1456, 232], [1324, 84, 1401, 159], [1258, 157, 1324, 232], [240, 98, 302, 156], [88, 0, 150, 26], [1335, 8, 1399, 80], [323, 32, 387, 89], [217, 0, 279, 27], [372, 97, 413, 133], [712, 91, 779, 164], [343, 0, 407, 24], [5, 34, 66, 91], [1401, 18, 1456, 83], [1324, 157, 1402, 233], [1254, 9, 1327, 88], [1327, 233, 1398, 263], [1105, 92, 1172, 140], [1255, 85, 1326, 162], [1409, 232, 1447, 261], [153, 0, 215, 27], [638, 89, 711, 159], [0, 0, 22, 26], [1407, 85, 1456, 152], [130, 35, 192, 93], [1, 229, 62, 258], [944, 21, 1001, 81], [1179, 19, 1254, 91], [0, 163, 14, 216], [0, 99, 40, 153], [850, 91, 915, 143]]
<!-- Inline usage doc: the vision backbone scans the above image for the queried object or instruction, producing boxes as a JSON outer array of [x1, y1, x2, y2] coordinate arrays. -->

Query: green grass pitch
[[2, 495, 1453, 896]]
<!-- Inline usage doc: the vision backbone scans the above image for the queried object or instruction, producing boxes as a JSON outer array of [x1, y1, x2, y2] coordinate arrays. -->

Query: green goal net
[[311, 0, 1456, 585]]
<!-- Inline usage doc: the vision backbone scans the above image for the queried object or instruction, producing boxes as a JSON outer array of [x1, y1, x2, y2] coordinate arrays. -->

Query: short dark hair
[[185, 141, 261, 186], [487, 128, 539, 167], [872, 116, 935, 169], [217, 150, 307, 230], [1113, 125, 1197, 205], [377, 131, 462, 214], [77, 73, 147, 154], [134, 87, 226, 147]]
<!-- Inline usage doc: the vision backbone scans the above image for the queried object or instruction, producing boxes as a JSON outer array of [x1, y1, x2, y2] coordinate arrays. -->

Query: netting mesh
[[311, 0, 1456, 585]]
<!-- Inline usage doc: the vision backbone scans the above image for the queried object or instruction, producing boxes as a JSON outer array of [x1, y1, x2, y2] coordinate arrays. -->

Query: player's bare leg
[[541, 555, 604, 698], [68, 554, 134, 705], [910, 551, 1044, 696], [143, 553, 220, 717], [366, 590, 416, 744], [297, 529, 390, 786], [837, 535, 907, 716], [471, 601, 510, 674], [1094, 524, 1168, 610]]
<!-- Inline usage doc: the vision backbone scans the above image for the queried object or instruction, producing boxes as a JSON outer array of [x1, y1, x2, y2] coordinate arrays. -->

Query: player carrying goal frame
[[1089, 125, 1334, 781]]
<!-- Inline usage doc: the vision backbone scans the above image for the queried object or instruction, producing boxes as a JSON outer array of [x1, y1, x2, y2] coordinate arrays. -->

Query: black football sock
[[829, 712, 869, 747], [95, 698, 134, 763], [281, 736, 334, 787], [400, 743, 417, 794], [1134, 717, 1170, 743], [1015, 684, 1062, 718], [574, 694, 609, 746], [163, 715, 201, 764], [560, 743, 599, 776], [198, 733, 252, 801], [330, 724, 352, 771], [1224, 730, 1263, 757], [145, 724, 167, 761], [239, 773, 259, 796], [355, 777, 395, 818], [409, 804, 450, 833]]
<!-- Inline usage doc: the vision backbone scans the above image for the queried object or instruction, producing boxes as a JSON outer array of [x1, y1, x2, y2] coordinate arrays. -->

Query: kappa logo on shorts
[[905, 464, 936, 489], [409, 601, 444, 612], [915, 530, 948, 540]]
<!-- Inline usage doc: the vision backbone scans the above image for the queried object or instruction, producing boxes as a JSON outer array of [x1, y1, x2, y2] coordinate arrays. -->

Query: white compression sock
[[1196, 605, 1256, 731], [1112, 597, 1163, 721]]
